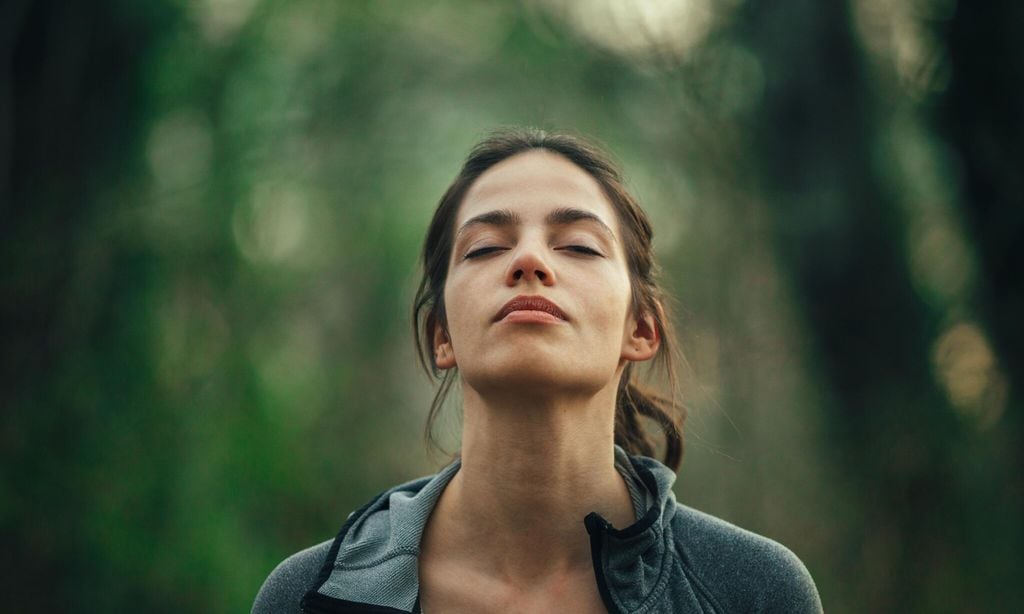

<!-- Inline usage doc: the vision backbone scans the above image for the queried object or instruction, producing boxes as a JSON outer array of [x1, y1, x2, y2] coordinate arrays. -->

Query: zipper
[[585, 512, 622, 614], [301, 591, 411, 613]]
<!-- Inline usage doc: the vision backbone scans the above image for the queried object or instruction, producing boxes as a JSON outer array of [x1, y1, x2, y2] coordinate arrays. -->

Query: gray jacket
[[253, 448, 822, 613]]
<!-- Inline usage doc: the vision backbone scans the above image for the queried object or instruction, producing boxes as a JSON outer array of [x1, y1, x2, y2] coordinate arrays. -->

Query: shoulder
[[251, 471, 444, 613], [670, 503, 822, 613], [251, 539, 332, 614]]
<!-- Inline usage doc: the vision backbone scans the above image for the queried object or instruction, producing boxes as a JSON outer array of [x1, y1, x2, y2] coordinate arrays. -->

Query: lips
[[494, 295, 568, 322]]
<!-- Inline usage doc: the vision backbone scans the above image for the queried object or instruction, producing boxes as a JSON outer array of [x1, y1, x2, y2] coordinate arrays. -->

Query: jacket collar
[[585, 451, 680, 613], [302, 447, 679, 614]]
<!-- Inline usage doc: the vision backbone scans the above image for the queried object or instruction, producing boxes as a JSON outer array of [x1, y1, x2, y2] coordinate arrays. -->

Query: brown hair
[[412, 128, 685, 470]]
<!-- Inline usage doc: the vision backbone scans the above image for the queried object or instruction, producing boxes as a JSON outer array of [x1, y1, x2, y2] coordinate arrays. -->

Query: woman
[[253, 129, 822, 613]]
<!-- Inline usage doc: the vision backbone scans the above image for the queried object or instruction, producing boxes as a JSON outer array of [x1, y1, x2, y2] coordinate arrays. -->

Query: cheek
[[441, 274, 475, 345], [591, 271, 632, 316], [441, 285, 459, 336], [584, 279, 633, 344]]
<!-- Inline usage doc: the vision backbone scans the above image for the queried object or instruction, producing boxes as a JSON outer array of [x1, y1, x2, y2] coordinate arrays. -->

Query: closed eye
[[464, 246, 507, 259], [560, 245, 603, 256]]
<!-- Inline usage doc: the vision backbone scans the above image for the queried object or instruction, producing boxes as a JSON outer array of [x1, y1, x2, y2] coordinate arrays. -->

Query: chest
[[418, 560, 608, 614]]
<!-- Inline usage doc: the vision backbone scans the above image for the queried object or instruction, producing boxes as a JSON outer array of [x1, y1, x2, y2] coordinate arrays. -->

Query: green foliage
[[3, 1, 1020, 612]]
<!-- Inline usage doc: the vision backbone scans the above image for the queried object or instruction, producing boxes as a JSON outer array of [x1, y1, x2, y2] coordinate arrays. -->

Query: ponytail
[[616, 378, 684, 471]]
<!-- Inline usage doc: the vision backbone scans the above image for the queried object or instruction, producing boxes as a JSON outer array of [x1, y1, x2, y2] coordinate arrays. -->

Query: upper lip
[[494, 295, 568, 322]]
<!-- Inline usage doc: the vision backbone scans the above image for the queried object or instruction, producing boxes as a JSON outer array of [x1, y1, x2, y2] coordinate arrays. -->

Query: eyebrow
[[456, 207, 617, 242]]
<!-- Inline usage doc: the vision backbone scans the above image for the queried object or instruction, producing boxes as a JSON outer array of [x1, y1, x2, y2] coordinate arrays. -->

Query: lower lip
[[499, 310, 566, 324]]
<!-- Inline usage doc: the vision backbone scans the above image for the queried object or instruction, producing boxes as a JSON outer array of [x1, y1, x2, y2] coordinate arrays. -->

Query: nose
[[505, 239, 556, 287]]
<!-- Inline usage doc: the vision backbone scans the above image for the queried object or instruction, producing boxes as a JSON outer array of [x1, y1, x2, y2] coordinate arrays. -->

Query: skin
[[418, 150, 660, 613]]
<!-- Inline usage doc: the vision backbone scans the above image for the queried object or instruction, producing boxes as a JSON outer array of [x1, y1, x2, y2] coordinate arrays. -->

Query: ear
[[431, 315, 457, 370], [621, 309, 660, 363]]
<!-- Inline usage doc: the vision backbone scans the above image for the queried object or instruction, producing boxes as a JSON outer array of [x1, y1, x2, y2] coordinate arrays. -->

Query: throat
[[419, 446, 639, 584]]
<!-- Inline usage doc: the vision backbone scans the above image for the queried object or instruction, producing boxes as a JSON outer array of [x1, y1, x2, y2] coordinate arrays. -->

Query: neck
[[427, 383, 636, 582]]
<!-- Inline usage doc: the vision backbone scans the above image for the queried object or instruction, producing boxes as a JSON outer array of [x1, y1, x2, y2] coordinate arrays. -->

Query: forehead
[[456, 150, 618, 229]]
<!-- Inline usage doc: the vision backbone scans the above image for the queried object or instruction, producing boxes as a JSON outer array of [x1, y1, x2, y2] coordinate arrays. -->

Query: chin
[[461, 350, 612, 397]]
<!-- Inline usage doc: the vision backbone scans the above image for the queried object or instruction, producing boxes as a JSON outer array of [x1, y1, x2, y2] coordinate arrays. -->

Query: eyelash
[[562, 245, 601, 256], [464, 246, 506, 259], [463, 245, 602, 259]]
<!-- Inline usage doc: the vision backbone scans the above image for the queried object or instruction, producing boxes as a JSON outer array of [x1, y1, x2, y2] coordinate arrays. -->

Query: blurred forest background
[[2, 0, 1022, 612]]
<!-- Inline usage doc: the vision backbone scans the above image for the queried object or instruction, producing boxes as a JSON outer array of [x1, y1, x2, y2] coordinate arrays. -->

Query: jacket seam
[[332, 547, 420, 571], [597, 519, 674, 614], [307, 491, 389, 594], [672, 537, 727, 613], [301, 488, 396, 612], [302, 592, 411, 613], [629, 522, 675, 614]]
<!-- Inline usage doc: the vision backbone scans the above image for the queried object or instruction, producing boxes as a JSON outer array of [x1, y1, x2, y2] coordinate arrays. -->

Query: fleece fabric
[[253, 447, 822, 613]]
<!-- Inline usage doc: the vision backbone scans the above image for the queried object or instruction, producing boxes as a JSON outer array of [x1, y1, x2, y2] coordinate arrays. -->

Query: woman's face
[[435, 149, 657, 399]]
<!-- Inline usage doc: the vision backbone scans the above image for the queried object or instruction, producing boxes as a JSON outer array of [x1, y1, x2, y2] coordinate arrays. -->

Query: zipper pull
[[584, 512, 611, 535]]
